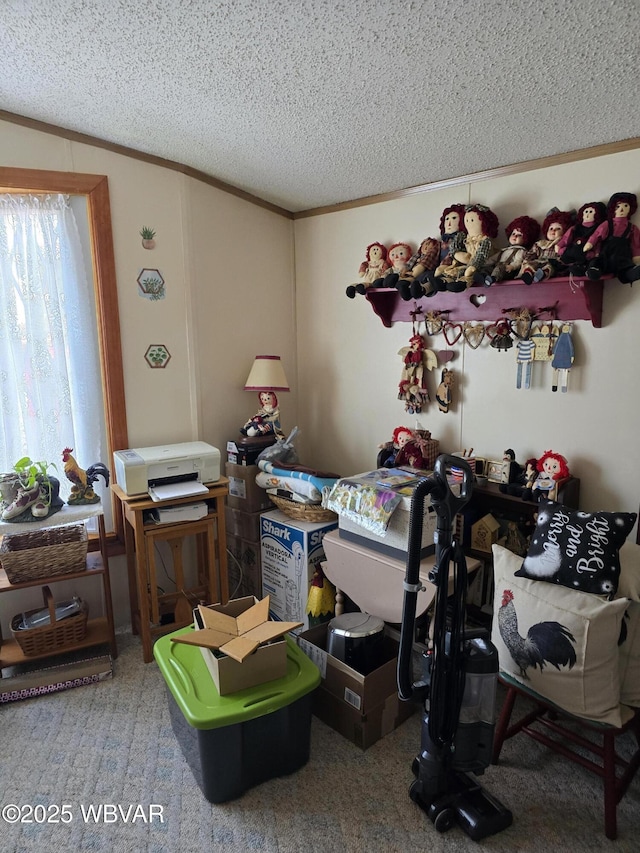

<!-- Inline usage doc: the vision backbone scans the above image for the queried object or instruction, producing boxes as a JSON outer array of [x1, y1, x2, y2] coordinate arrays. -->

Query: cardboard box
[[227, 437, 276, 467], [225, 462, 272, 513], [225, 505, 263, 542], [297, 623, 415, 750], [226, 534, 262, 598], [261, 510, 337, 631], [173, 595, 301, 695]]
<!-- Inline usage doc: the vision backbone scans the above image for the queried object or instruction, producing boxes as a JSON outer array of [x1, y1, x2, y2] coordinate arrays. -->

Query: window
[[0, 168, 128, 544]]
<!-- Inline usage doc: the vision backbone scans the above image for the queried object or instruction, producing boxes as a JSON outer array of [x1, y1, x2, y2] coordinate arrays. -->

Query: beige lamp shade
[[244, 355, 290, 392]]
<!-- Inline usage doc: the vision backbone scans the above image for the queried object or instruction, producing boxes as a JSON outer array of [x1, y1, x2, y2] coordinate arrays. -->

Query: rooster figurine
[[498, 588, 577, 679], [62, 448, 110, 505]]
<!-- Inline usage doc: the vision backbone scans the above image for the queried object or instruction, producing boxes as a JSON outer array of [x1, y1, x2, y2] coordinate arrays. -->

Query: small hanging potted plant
[[140, 226, 156, 249]]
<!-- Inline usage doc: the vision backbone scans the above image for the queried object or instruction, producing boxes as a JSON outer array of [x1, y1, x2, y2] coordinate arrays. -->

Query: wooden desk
[[112, 479, 229, 662]]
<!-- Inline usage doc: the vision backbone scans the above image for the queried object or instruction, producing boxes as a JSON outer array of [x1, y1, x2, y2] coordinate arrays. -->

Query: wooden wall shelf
[[364, 277, 606, 328]]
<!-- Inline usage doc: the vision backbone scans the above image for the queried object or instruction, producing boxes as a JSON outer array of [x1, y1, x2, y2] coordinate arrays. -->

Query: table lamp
[[240, 355, 289, 440]]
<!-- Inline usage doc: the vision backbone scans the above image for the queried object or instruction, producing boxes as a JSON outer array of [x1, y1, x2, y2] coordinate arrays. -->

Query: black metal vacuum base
[[409, 767, 512, 841]]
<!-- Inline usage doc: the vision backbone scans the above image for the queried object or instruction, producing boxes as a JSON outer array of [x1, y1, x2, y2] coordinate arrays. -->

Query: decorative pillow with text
[[515, 500, 637, 596]]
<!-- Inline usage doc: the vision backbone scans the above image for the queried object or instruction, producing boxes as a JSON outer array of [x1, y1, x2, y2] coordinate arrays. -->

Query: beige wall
[[294, 148, 640, 524], [2, 116, 639, 631], [0, 119, 295, 629]]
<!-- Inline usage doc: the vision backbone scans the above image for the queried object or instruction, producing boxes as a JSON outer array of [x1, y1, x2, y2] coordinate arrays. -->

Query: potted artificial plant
[[1, 457, 61, 521], [140, 226, 156, 249]]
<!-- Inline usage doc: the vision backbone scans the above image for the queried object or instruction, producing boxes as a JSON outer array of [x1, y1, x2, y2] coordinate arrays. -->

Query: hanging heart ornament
[[442, 321, 463, 346], [425, 312, 444, 336], [463, 322, 485, 349]]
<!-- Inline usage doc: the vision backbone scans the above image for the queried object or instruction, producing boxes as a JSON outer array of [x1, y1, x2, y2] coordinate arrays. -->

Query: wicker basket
[[0, 524, 88, 584], [269, 494, 337, 523], [11, 585, 88, 656]]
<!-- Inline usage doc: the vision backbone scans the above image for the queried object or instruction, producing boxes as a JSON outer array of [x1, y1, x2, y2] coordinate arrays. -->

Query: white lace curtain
[[0, 193, 110, 523]]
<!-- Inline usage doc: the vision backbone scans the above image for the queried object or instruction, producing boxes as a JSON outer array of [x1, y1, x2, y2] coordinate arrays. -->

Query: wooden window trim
[[0, 167, 128, 551]]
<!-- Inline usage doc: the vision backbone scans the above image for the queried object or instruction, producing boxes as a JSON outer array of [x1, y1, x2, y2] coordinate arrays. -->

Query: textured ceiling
[[2, 1, 639, 213]]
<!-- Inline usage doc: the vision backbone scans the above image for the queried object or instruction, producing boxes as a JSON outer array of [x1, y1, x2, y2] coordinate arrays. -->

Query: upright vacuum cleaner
[[397, 454, 513, 841]]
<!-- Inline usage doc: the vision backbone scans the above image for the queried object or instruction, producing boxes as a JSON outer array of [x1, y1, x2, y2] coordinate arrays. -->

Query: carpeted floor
[[1, 632, 639, 852]]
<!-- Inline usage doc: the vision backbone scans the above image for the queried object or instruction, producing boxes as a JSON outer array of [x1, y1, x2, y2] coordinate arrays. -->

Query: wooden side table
[[112, 479, 229, 662]]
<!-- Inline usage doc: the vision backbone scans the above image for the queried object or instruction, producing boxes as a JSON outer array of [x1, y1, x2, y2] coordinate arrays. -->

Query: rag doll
[[389, 426, 431, 469], [430, 203, 499, 293], [476, 216, 540, 286], [518, 208, 575, 284], [376, 242, 413, 288], [398, 203, 467, 299], [346, 241, 390, 298], [555, 201, 607, 275], [240, 391, 285, 439], [397, 333, 437, 414], [583, 192, 640, 283], [521, 450, 570, 502], [396, 236, 441, 300]]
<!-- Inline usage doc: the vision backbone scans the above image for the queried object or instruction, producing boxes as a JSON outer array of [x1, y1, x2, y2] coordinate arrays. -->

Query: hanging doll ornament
[[397, 325, 437, 414], [436, 368, 454, 413], [488, 319, 513, 351], [531, 322, 558, 361], [551, 323, 575, 392]]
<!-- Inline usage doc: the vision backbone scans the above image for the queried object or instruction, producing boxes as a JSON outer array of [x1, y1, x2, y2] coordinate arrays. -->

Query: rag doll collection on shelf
[[346, 191, 640, 300], [348, 191, 638, 412]]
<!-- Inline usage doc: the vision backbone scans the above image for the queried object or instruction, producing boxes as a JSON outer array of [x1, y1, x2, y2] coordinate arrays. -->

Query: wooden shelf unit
[[0, 509, 118, 673], [112, 478, 230, 663], [364, 277, 606, 328]]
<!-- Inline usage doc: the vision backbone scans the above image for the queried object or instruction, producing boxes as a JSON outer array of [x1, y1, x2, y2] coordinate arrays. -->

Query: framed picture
[[487, 460, 504, 484], [474, 457, 487, 476]]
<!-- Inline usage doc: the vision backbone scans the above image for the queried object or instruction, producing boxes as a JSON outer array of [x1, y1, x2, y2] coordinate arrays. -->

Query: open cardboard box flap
[[171, 595, 302, 662]]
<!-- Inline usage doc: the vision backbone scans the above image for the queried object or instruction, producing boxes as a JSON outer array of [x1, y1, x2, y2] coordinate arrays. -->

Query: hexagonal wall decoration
[[144, 344, 171, 368], [137, 268, 165, 300]]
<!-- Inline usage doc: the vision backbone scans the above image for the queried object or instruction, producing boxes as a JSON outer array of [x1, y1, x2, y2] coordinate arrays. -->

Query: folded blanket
[[257, 460, 339, 500], [256, 470, 336, 503]]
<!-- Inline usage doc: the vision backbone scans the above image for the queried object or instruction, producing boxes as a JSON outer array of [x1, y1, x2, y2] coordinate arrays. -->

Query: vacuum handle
[[432, 454, 473, 514]]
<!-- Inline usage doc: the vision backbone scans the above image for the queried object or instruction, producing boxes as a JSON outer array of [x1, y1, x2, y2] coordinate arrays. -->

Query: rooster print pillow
[[492, 545, 631, 727], [515, 500, 637, 596]]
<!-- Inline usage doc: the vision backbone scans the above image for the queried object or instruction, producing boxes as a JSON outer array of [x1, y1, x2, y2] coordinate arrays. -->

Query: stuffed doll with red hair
[[398, 203, 467, 300], [521, 450, 570, 502], [555, 201, 607, 276], [583, 192, 640, 283], [477, 215, 541, 286], [346, 241, 390, 298], [518, 208, 575, 284], [373, 241, 413, 289], [388, 426, 432, 469], [429, 203, 499, 293]]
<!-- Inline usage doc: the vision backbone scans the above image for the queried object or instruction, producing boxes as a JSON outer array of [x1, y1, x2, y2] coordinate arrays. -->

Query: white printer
[[113, 441, 221, 497]]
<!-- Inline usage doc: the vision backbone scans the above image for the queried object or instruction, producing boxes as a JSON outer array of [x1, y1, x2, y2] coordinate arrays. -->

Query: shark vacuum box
[[154, 629, 320, 803]]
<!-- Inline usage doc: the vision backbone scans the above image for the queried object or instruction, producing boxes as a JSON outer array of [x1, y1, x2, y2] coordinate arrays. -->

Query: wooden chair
[[492, 673, 640, 840]]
